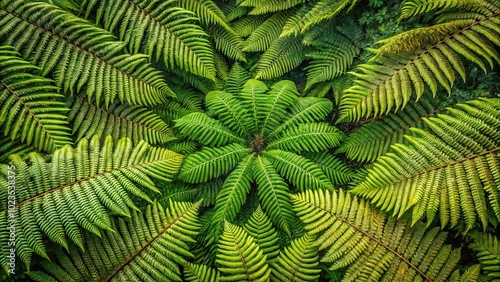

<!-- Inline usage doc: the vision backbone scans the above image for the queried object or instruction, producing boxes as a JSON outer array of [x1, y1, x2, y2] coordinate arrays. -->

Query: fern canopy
[[293, 189, 461, 282], [0, 136, 183, 271], [27, 201, 201, 281], [352, 98, 500, 231]]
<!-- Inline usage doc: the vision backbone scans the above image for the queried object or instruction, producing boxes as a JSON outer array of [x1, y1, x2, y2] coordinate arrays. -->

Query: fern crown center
[[250, 134, 266, 154]]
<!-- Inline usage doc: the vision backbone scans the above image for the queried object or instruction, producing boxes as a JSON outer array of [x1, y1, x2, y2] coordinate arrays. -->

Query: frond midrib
[[228, 226, 251, 282], [6, 158, 173, 212], [0, 78, 61, 149], [0, 6, 165, 96]]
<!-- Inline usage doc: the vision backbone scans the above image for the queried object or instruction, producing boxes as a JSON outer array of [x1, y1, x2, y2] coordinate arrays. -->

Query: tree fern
[[82, 0, 216, 80], [67, 95, 174, 145], [216, 221, 271, 282], [339, 0, 500, 122], [0, 45, 72, 153], [469, 232, 500, 281], [293, 189, 462, 282], [0, 0, 173, 107], [27, 201, 201, 281], [244, 205, 280, 263], [351, 97, 500, 231], [0, 136, 183, 270], [337, 96, 439, 162], [253, 36, 305, 80]]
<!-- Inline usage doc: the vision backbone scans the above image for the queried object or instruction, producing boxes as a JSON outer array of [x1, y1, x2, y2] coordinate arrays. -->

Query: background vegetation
[[0, 0, 499, 281]]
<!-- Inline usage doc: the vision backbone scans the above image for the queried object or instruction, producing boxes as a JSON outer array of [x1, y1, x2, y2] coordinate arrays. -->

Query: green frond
[[339, 2, 500, 122], [83, 0, 216, 80], [469, 233, 500, 280], [281, 0, 359, 37], [27, 201, 201, 281], [216, 221, 271, 282], [0, 138, 33, 162], [254, 36, 304, 80], [178, 143, 252, 184], [167, 67, 218, 94], [175, 112, 246, 147], [448, 265, 481, 282], [195, 178, 224, 207], [399, 0, 483, 21], [243, 10, 291, 52], [214, 50, 231, 80], [211, 155, 254, 237], [292, 189, 462, 281], [207, 25, 246, 62], [336, 96, 438, 162], [271, 233, 321, 282], [268, 97, 334, 138], [267, 122, 344, 153], [206, 90, 253, 138], [0, 0, 173, 107], [302, 152, 355, 185], [238, 79, 269, 133], [68, 96, 174, 145], [0, 45, 72, 152], [259, 79, 300, 135], [179, 0, 228, 27], [241, 0, 305, 15], [231, 14, 270, 37], [254, 155, 294, 234], [244, 205, 280, 263], [225, 63, 251, 95], [351, 97, 500, 231], [263, 149, 332, 190], [152, 89, 204, 123], [0, 136, 183, 271], [158, 182, 199, 204], [184, 263, 221, 282]]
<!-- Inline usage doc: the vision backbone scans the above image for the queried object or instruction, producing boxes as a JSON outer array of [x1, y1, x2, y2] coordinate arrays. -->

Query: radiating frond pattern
[[0, 0, 173, 107], [352, 98, 500, 231], [293, 189, 462, 282], [26, 201, 201, 282], [0, 136, 183, 270], [0, 45, 72, 152]]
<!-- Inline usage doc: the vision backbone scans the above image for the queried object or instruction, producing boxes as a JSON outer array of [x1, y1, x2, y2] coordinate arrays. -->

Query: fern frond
[[351, 98, 500, 231], [254, 155, 294, 234], [302, 152, 355, 185], [224, 62, 251, 95], [83, 0, 216, 80], [68, 96, 173, 145], [243, 10, 291, 52], [281, 0, 359, 37], [207, 25, 246, 62], [238, 79, 269, 133], [271, 233, 321, 282], [399, 0, 484, 21], [0, 45, 72, 152], [0, 0, 173, 107], [264, 149, 332, 190], [0, 136, 183, 271], [184, 263, 221, 282], [469, 232, 500, 280], [259, 80, 300, 136], [179, 0, 228, 27], [267, 122, 344, 153], [178, 143, 252, 183], [254, 36, 304, 80], [231, 14, 270, 37], [152, 89, 203, 123], [27, 201, 201, 281], [0, 138, 33, 162], [336, 96, 438, 162], [292, 189, 462, 281], [216, 221, 271, 282], [244, 205, 280, 262], [174, 112, 246, 147], [241, 0, 305, 15]]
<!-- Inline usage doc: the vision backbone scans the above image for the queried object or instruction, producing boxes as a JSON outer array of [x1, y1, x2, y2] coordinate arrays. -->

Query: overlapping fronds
[[0, 45, 72, 152], [244, 206, 280, 262], [0, 0, 173, 107], [337, 96, 438, 162], [179, 0, 228, 27], [231, 14, 270, 37], [151, 89, 203, 123], [302, 152, 354, 185], [469, 233, 500, 280], [224, 63, 251, 95], [339, 0, 500, 122], [259, 79, 300, 135], [184, 263, 221, 282], [216, 221, 271, 282], [27, 201, 201, 281], [292, 189, 462, 281], [243, 11, 291, 52], [207, 25, 246, 62], [399, 0, 484, 21], [83, 0, 216, 80], [254, 36, 304, 80], [351, 98, 500, 231], [205, 90, 253, 137], [270, 233, 321, 282], [240, 0, 305, 15], [68, 96, 174, 145], [0, 138, 33, 162], [0, 136, 183, 271], [281, 0, 360, 37]]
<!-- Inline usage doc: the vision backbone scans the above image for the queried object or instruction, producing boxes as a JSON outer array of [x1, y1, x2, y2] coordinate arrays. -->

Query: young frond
[[216, 221, 271, 282], [351, 97, 500, 231], [27, 201, 201, 281], [0, 0, 173, 107], [0, 136, 183, 271], [83, 0, 216, 80], [292, 189, 462, 281], [0, 45, 72, 152]]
